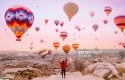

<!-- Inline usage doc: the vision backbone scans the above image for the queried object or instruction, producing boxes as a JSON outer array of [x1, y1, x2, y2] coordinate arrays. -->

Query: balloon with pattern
[[60, 31, 68, 41], [114, 15, 125, 32], [63, 2, 79, 21], [4, 5, 34, 41], [53, 42, 60, 50], [72, 43, 79, 51], [104, 6, 112, 16], [62, 45, 71, 54]]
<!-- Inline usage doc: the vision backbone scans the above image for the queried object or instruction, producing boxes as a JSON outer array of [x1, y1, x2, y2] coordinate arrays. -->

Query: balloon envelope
[[104, 6, 112, 16], [63, 2, 79, 21], [4, 5, 34, 41], [60, 31, 68, 41], [54, 20, 59, 26], [89, 11, 94, 18], [103, 19, 108, 24], [44, 19, 48, 25], [35, 27, 40, 32], [53, 42, 60, 50], [92, 24, 98, 32], [122, 43, 125, 48], [114, 15, 125, 32], [62, 45, 71, 54], [72, 43, 79, 51]]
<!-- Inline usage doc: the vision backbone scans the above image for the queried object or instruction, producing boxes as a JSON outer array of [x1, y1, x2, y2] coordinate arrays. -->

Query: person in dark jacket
[[58, 59, 68, 78]]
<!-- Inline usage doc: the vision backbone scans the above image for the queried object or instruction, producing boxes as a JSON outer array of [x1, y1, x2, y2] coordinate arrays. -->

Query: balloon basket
[[16, 38, 21, 41]]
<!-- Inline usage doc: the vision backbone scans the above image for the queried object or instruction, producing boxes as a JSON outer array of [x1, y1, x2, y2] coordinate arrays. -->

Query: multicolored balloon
[[63, 2, 79, 21], [104, 6, 112, 16], [114, 15, 125, 32], [5, 5, 34, 41], [60, 31, 68, 41]]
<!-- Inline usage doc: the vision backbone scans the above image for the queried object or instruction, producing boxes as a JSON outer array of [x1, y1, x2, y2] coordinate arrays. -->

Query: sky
[[0, 0, 125, 51]]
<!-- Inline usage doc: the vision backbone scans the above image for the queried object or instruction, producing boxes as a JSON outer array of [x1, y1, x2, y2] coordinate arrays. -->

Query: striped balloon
[[114, 15, 125, 32], [62, 45, 71, 54]]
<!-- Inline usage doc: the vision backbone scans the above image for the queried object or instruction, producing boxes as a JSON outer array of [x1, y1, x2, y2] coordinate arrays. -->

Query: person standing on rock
[[58, 58, 68, 78]]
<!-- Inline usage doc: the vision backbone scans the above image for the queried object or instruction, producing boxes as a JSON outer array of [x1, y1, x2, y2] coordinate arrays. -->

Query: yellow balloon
[[63, 2, 79, 21]]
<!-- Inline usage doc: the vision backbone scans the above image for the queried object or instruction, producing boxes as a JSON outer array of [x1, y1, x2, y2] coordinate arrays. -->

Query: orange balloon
[[72, 43, 79, 51], [53, 42, 60, 50], [62, 45, 71, 54]]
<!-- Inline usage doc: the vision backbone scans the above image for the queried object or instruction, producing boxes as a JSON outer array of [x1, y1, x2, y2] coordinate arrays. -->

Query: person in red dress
[[58, 59, 68, 78]]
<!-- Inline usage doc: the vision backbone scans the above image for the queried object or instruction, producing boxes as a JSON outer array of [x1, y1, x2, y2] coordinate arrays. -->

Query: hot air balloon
[[63, 2, 79, 21], [35, 27, 40, 32], [53, 42, 60, 50], [29, 45, 33, 50], [92, 24, 98, 32], [122, 43, 125, 48], [62, 45, 71, 54], [104, 6, 112, 16], [114, 15, 125, 32], [74, 25, 79, 29], [48, 50, 52, 55], [55, 29, 59, 32], [78, 28, 81, 31], [114, 31, 118, 34], [118, 42, 122, 45], [89, 11, 95, 18], [60, 31, 68, 41], [5, 5, 34, 41], [95, 47, 99, 51], [31, 42, 33, 45], [72, 43, 79, 51], [103, 19, 108, 24], [44, 19, 48, 25], [60, 22, 64, 27], [40, 39, 44, 43], [54, 20, 59, 26]]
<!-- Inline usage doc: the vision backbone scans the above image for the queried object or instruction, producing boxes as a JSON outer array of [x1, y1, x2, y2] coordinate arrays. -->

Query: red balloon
[[122, 43, 125, 48]]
